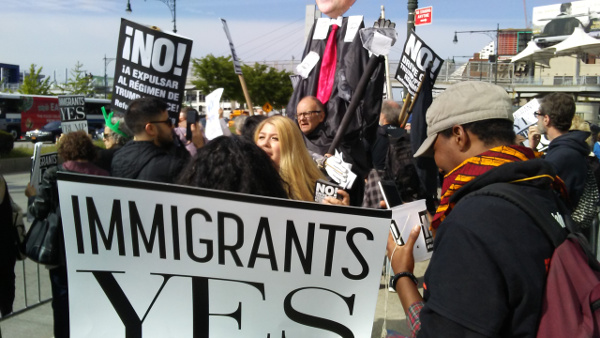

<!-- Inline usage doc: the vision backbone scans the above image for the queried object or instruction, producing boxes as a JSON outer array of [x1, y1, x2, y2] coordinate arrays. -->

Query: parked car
[[25, 121, 62, 143]]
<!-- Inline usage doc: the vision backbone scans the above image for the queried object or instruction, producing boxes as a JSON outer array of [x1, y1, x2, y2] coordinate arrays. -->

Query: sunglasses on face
[[148, 118, 173, 127]]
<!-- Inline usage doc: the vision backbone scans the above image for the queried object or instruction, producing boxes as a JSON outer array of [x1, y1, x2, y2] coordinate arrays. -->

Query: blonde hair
[[570, 115, 593, 146], [255, 116, 326, 201]]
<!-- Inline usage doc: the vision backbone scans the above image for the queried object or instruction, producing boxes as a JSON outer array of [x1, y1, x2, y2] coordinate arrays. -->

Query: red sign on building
[[415, 6, 432, 26]]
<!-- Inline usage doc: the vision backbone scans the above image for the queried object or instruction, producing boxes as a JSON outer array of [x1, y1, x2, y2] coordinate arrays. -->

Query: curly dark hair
[[176, 135, 289, 198], [58, 130, 97, 161]]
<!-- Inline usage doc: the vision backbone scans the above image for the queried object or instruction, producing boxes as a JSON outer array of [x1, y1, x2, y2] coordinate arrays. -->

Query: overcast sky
[[0, 0, 556, 83]]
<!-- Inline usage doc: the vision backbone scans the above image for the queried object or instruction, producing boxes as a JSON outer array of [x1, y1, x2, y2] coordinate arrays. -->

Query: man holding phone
[[174, 107, 206, 157], [386, 82, 569, 337]]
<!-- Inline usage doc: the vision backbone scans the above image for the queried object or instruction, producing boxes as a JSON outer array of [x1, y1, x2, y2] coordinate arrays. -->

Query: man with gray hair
[[371, 100, 402, 170], [386, 81, 569, 337]]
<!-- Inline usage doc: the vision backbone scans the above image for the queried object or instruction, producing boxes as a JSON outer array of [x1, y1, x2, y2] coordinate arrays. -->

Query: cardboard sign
[[111, 18, 193, 118], [204, 88, 224, 140], [57, 173, 391, 337], [395, 32, 443, 96], [58, 95, 87, 134]]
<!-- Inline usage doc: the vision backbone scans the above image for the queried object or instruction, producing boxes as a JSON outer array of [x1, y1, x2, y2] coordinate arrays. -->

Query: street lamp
[[453, 23, 500, 84], [125, 0, 177, 33], [103, 54, 116, 99]]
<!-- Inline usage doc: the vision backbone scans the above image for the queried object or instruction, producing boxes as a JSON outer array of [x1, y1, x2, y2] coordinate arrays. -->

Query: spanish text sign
[[57, 173, 391, 337], [111, 18, 192, 118], [395, 31, 443, 96]]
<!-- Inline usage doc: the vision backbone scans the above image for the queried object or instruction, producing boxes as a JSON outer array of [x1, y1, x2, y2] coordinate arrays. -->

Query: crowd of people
[[12, 80, 600, 337], [4, 0, 600, 336]]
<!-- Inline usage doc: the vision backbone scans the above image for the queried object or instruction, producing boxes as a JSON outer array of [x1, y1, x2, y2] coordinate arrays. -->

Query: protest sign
[[389, 199, 433, 262], [221, 19, 243, 75], [111, 18, 193, 119], [30, 142, 58, 192], [513, 99, 550, 151], [59, 95, 88, 134], [57, 173, 391, 337], [395, 31, 443, 96], [204, 88, 225, 140]]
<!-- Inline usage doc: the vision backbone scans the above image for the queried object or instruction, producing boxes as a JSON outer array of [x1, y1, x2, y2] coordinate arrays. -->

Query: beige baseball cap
[[414, 81, 514, 157]]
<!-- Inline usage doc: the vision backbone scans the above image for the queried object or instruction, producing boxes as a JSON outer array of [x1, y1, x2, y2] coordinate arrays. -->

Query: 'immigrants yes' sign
[[59, 95, 88, 134], [57, 173, 391, 337]]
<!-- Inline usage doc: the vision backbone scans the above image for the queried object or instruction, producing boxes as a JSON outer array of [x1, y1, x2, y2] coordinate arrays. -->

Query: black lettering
[[129, 202, 166, 258], [87, 197, 125, 255], [186, 208, 213, 263], [217, 212, 243, 266], [284, 221, 314, 274], [189, 276, 266, 338], [284, 287, 355, 338], [72, 196, 85, 253], [247, 217, 277, 270], [87, 271, 173, 338], [342, 228, 373, 280], [320, 224, 346, 277], [171, 206, 180, 260]]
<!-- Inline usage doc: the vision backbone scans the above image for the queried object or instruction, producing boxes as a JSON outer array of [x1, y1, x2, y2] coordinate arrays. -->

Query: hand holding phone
[[378, 180, 403, 209], [186, 109, 199, 141]]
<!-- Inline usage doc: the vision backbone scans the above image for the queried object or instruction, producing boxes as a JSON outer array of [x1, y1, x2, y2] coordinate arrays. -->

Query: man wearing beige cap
[[385, 82, 569, 337]]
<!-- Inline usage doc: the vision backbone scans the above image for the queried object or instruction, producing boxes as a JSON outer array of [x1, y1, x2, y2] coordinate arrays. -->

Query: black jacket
[[419, 159, 563, 337], [371, 124, 404, 171], [545, 130, 590, 206], [111, 141, 188, 183]]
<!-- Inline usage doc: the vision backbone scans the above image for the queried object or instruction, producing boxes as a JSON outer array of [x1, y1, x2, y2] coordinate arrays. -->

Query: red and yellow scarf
[[431, 145, 537, 229]]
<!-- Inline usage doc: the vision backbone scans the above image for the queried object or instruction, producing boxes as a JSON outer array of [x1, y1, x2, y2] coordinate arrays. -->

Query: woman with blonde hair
[[255, 115, 331, 202]]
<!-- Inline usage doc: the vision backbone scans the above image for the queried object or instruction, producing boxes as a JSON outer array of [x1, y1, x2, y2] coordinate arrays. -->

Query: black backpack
[[466, 182, 600, 337], [384, 130, 425, 203]]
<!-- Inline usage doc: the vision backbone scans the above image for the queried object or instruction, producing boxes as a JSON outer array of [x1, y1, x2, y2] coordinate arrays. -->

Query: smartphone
[[186, 109, 199, 141], [378, 180, 403, 209]]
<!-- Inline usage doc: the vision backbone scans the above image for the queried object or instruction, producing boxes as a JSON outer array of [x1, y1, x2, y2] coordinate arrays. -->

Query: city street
[[0, 171, 427, 338]]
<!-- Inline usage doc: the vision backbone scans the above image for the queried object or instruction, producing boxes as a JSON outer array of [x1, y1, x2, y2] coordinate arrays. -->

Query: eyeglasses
[[297, 111, 321, 119], [148, 118, 173, 127], [534, 111, 545, 117], [102, 133, 112, 140]]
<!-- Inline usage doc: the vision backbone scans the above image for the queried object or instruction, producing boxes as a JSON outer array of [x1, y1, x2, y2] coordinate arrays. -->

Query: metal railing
[[0, 259, 52, 322]]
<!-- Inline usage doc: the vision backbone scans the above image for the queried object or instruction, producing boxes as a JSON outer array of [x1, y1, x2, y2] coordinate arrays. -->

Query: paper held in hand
[[389, 199, 434, 262]]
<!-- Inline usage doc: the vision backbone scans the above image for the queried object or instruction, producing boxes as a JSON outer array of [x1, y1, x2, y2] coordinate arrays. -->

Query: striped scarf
[[431, 145, 536, 229]]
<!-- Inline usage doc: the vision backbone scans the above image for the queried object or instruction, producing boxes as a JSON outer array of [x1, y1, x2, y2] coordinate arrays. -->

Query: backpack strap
[[465, 182, 568, 247], [464, 182, 600, 271]]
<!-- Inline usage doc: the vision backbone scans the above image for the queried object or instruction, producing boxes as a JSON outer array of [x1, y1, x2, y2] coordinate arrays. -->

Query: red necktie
[[317, 24, 339, 104]]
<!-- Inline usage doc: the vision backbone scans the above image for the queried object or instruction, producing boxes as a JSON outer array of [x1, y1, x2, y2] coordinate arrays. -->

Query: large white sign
[[57, 173, 391, 337]]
